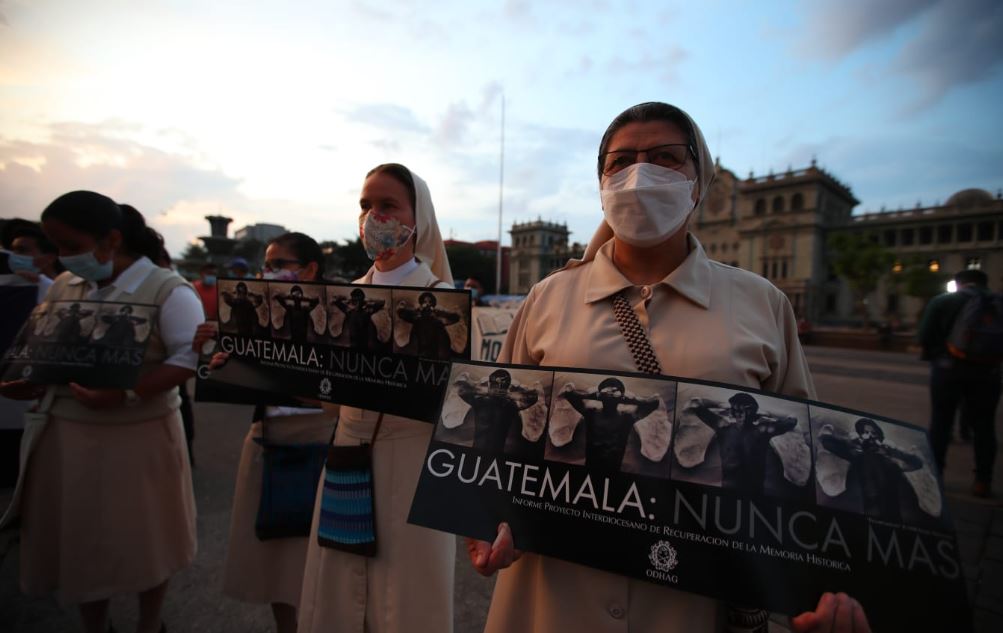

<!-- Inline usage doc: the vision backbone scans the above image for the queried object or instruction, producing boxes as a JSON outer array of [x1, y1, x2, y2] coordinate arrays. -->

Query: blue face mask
[[203, 275, 217, 286], [8, 252, 39, 274], [59, 251, 114, 282]]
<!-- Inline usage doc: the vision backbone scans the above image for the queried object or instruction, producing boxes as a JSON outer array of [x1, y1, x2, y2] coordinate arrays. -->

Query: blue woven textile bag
[[317, 413, 382, 556]]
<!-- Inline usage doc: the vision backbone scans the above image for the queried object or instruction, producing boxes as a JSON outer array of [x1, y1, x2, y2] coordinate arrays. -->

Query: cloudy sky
[[1, 0, 1001, 256]]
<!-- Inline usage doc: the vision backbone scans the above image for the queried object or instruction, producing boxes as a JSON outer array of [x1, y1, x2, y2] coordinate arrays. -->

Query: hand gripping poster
[[408, 360, 972, 633], [1, 299, 159, 388], [202, 279, 471, 421]]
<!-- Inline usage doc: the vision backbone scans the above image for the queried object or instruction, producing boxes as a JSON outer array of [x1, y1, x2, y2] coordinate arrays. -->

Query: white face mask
[[600, 162, 696, 248]]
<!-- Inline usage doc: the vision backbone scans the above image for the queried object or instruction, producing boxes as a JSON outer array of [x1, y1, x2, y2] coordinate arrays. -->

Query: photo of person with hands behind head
[[0, 191, 202, 633], [296, 163, 458, 633], [466, 103, 872, 633]]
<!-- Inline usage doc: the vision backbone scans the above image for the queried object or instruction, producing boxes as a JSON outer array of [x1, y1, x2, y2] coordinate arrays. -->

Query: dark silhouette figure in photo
[[273, 285, 320, 343], [396, 292, 460, 360], [53, 303, 94, 344], [819, 418, 923, 522], [453, 369, 541, 457], [685, 392, 798, 495], [561, 378, 660, 472], [100, 305, 148, 346], [332, 288, 387, 351], [222, 282, 264, 336]]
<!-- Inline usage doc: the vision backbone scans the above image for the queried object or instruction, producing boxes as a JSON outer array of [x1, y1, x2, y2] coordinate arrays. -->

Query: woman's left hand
[[791, 592, 871, 633], [68, 383, 126, 409]]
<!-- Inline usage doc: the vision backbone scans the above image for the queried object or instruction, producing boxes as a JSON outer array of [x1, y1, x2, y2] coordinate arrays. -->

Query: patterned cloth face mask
[[360, 212, 416, 261]]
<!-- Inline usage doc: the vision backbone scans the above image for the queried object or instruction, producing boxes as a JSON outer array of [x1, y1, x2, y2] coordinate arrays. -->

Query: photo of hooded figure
[[392, 288, 470, 360], [436, 362, 552, 460], [267, 281, 326, 343], [219, 279, 269, 337], [811, 407, 942, 526], [44, 300, 99, 345], [670, 383, 813, 501], [545, 371, 676, 477], [327, 285, 392, 352], [90, 303, 156, 347]]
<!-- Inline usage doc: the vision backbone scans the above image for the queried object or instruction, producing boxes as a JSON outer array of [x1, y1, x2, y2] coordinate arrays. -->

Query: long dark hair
[[597, 102, 700, 181], [40, 192, 163, 261], [268, 232, 325, 279]]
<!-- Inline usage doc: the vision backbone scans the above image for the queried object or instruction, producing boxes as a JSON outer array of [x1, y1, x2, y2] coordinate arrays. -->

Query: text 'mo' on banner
[[1, 299, 160, 389], [408, 360, 972, 633], [201, 279, 471, 420]]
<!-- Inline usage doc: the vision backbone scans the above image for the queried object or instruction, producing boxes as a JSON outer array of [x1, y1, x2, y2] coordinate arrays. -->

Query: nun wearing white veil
[[297, 164, 456, 633]]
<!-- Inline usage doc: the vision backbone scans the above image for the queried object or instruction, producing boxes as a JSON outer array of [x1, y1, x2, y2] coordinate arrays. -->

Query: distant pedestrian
[[464, 277, 486, 306], [193, 263, 219, 320], [229, 256, 251, 278], [919, 268, 1002, 498]]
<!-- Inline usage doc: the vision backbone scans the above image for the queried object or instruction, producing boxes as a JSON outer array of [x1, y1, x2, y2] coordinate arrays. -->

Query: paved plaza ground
[[1, 345, 1001, 632]]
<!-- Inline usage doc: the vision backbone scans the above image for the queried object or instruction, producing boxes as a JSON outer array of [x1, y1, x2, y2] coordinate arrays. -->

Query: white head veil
[[363, 165, 454, 285], [565, 102, 717, 270]]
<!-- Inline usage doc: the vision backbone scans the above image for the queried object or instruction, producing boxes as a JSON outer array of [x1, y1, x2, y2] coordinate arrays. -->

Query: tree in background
[[445, 244, 496, 293], [323, 237, 370, 281], [893, 255, 950, 323], [827, 231, 894, 328]]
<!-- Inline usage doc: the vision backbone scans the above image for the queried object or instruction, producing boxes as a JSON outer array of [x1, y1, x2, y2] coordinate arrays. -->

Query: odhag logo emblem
[[648, 539, 679, 573], [319, 377, 332, 396], [21, 365, 33, 379]]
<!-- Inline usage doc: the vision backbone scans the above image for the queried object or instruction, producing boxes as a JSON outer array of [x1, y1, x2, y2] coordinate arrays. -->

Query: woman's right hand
[[466, 522, 521, 577], [192, 321, 219, 354], [0, 379, 46, 401]]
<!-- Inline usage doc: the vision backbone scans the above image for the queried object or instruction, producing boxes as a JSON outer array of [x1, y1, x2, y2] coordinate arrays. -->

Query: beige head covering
[[567, 102, 716, 269], [362, 165, 454, 285]]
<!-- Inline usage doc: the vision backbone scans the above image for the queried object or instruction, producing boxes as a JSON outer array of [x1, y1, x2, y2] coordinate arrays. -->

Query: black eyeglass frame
[[262, 257, 306, 272], [599, 143, 699, 177]]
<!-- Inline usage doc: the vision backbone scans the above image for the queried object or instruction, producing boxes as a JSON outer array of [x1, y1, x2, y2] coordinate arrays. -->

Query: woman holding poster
[[0, 191, 202, 633], [469, 104, 872, 632], [296, 163, 457, 633]]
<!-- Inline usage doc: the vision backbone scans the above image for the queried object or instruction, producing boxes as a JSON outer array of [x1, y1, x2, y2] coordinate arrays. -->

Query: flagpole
[[495, 92, 505, 295]]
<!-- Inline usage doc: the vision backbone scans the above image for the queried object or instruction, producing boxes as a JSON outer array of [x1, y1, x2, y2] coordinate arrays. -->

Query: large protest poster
[[409, 360, 971, 633], [1, 299, 159, 389], [471, 307, 519, 362], [205, 279, 471, 420]]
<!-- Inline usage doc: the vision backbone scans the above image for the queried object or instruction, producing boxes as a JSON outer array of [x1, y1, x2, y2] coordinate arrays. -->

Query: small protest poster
[[408, 360, 972, 633], [1, 299, 160, 389], [205, 279, 471, 420]]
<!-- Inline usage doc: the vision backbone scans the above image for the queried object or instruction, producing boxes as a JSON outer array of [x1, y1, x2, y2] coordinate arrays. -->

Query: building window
[[977, 221, 994, 241], [720, 243, 728, 253], [957, 223, 973, 242], [781, 260, 788, 278], [791, 193, 804, 211], [772, 196, 784, 213], [825, 293, 836, 312], [733, 241, 740, 251], [762, 261, 769, 277], [771, 260, 779, 278], [754, 199, 766, 215], [966, 256, 982, 270], [937, 225, 952, 244], [887, 294, 899, 313], [928, 259, 940, 273], [883, 230, 897, 247], [901, 228, 914, 246], [709, 243, 717, 254], [919, 226, 933, 245]]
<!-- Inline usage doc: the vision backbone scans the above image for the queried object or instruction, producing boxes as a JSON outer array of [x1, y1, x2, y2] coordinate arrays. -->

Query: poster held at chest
[[1, 299, 159, 389], [408, 360, 972, 633], [205, 278, 471, 420]]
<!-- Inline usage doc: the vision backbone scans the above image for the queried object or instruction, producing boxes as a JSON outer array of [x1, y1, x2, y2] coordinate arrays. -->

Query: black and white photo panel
[[546, 371, 677, 477], [391, 288, 471, 360], [810, 406, 944, 526], [90, 302, 156, 346], [218, 279, 269, 337], [45, 300, 100, 344], [436, 362, 553, 460], [326, 285, 393, 352], [671, 383, 813, 501], [267, 281, 327, 344]]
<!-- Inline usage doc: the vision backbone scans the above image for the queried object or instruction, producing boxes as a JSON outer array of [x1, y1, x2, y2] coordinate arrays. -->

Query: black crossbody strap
[[610, 291, 662, 375]]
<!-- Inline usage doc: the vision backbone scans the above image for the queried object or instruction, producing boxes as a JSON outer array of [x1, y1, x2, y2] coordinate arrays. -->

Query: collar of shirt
[[67, 256, 156, 297], [583, 234, 712, 309], [371, 257, 419, 286]]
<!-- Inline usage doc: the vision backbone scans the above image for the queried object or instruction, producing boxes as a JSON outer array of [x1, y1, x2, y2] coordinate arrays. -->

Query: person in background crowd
[[229, 256, 251, 279], [5, 223, 62, 302], [464, 277, 486, 306], [468, 102, 871, 633], [0, 191, 201, 633], [919, 268, 1001, 498], [194, 231, 335, 633], [193, 263, 219, 320], [297, 163, 456, 633]]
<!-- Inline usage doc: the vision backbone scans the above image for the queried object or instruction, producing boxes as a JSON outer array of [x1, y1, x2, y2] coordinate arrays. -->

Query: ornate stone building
[[691, 160, 1003, 325], [508, 219, 584, 294]]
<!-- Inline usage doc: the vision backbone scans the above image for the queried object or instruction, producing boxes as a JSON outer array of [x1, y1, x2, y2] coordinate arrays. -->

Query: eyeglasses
[[263, 258, 304, 271], [600, 143, 693, 176]]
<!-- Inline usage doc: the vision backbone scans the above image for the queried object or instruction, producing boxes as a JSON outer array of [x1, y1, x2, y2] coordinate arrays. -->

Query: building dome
[[945, 188, 993, 209]]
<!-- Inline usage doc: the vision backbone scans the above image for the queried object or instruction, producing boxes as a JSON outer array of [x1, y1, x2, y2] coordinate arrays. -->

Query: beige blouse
[[485, 235, 815, 633]]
